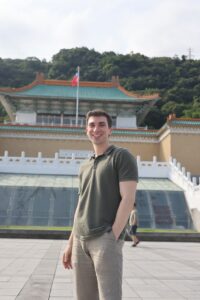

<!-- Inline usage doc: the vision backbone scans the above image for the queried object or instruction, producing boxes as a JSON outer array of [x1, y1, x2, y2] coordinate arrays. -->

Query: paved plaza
[[0, 238, 199, 300]]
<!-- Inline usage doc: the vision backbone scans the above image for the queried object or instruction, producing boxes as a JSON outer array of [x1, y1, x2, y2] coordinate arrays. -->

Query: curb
[[0, 230, 200, 242]]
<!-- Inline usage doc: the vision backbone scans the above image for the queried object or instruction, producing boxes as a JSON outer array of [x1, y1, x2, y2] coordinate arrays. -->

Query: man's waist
[[74, 223, 125, 241]]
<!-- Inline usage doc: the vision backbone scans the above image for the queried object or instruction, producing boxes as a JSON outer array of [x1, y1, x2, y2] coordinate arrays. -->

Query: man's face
[[86, 116, 112, 145]]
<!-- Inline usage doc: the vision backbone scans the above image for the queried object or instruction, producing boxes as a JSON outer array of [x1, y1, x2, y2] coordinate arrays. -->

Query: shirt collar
[[90, 145, 115, 160]]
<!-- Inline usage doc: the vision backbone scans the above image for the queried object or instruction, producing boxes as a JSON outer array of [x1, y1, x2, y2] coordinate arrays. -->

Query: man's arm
[[62, 232, 73, 269], [112, 181, 137, 240], [62, 200, 80, 269]]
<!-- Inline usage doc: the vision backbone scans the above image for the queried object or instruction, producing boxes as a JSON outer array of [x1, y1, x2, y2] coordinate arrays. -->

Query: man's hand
[[62, 244, 73, 269], [112, 226, 119, 240], [112, 181, 137, 240]]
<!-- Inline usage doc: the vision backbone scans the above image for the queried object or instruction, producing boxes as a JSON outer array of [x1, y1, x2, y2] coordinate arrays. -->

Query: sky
[[0, 0, 200, 61]]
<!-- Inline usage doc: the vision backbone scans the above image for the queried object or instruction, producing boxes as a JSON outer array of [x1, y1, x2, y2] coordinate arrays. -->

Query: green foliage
[[183, 97, 200, 118], [141, 106, 165, 129], [161, 101, 186, 118], [48, 47, 103, 81], [1, 47, 200, 128], [0, 57, 49, 87], [0, 103, 7, 122]]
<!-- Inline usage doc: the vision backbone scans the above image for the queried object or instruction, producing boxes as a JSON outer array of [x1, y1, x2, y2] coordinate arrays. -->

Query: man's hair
[[86, 109, 112, 128]]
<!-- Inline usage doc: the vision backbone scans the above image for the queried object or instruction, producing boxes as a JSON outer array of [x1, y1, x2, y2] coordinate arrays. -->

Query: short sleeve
[[114, 148, 138, 182]]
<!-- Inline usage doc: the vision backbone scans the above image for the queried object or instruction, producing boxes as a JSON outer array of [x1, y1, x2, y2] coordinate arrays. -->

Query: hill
[[1, 47, 200, 128]]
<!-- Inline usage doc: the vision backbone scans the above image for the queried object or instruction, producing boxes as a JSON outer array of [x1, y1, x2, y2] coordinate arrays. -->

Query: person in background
[[62, 109, 138, 300], [129, 202, 140, 247]]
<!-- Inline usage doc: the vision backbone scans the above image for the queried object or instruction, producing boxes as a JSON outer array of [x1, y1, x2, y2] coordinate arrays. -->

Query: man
[[62, 109, 138, 300], [129, 203, 140, 247]]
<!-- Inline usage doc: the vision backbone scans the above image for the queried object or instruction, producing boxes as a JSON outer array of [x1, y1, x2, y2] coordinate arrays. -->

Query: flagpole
[[75, 66, 80, 126]]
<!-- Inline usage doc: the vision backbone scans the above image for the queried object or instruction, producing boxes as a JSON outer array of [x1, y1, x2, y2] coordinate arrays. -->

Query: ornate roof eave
[[0, 73, 159, 103], [0, 95, 15, 122], [166, 114, 200, 128], [117, 85, 159, 101], [0, 123, 159, 138], [4, 93, 155, 105], [156, 116, 200, 135], [156, 116, 200, 142]]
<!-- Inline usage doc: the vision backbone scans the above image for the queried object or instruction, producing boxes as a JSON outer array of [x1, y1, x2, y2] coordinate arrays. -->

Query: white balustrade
[[137, 156, 169, 178], [0, 151, 199, 210], [0, 151, 199, 188], [0, 151, 85, 175], [168, 156, 200, 211], [0, 152, 169, 178]]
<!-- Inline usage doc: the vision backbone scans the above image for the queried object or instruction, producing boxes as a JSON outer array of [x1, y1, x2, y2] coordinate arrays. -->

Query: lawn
[[0, 226, 198, 234], [0, 225, 72, 231]]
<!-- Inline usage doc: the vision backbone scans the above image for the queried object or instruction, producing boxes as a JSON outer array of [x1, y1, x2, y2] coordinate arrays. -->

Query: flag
[[71, 71, 79, 86], [71, 67, 80, 126]]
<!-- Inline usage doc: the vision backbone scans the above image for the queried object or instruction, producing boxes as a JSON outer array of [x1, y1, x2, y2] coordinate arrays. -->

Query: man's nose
[[93, 126, 100, 131]]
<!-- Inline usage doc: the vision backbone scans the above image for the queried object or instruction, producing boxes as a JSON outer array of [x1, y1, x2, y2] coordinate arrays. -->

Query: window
[[36, 114, 61, 125]]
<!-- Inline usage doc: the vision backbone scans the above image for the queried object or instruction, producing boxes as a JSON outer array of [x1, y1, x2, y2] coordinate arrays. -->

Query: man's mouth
[[92, 134, 101, 138]]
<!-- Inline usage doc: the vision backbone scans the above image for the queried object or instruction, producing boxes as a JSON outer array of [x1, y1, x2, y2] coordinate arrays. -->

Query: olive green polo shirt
[[73, 145, 138, 240]]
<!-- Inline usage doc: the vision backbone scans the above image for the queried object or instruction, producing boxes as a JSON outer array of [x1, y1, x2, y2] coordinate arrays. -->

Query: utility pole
[[188, 48, 193, 60]]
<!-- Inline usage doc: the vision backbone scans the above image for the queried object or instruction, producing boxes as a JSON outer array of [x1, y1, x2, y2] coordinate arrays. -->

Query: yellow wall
[[171, 132, 200, 175], [0, 136, 92, 157], [0, 135, 159, 161], [159, 133, 171, 161], [116, 141, 159, 161], [0, 127, 200, 174]]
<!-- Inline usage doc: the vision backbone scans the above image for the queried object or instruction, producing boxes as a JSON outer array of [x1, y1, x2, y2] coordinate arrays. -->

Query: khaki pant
[[72, 231, 124, 300]]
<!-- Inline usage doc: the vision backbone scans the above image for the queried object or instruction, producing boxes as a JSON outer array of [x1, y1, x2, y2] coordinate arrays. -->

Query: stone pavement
[[0, 239, 200, 300]]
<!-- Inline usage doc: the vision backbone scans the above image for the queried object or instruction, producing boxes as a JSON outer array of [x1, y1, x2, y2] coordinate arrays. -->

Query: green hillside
[[1, 47, 200, 128]]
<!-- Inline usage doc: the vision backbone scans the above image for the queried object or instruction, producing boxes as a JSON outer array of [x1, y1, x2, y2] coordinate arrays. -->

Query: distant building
[[0, 75, 200, 175], [0, 73, 159, 128], [0, 75, 200, 231]]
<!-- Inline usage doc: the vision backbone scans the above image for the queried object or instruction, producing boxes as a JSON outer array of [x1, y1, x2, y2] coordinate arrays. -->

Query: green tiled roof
[[13, 84, 142, 102], [0, 124, 158, 136], [171, 120, 200, 126], [113, 129, 158, 136]]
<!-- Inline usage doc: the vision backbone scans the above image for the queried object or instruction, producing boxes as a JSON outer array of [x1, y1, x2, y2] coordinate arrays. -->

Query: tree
[[48, 47, 102, 80], [1, 48, 200, 128]]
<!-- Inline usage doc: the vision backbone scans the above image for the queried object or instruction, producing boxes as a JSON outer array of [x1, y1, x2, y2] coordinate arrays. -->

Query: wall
[[171, 132, 200, 175], [0, 124, 200, 175], [0, 136, 91, 157], [15, 112, 36, 124], [0, 133, 159, 160], [191, 209, 200, 231], [0, 153, 169, 177], [116, 115, 137, 128], [118, 140, 159, 161], [159, 131, 171, 161]]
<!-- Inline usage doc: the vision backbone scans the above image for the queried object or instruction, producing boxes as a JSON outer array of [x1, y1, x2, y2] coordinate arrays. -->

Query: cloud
[[0, 0, 200, 60], [122, 0, 200, 57]]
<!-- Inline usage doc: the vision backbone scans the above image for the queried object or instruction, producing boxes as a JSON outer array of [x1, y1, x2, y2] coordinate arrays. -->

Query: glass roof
[[0, 174, 79, 188], [137, 178, 182, 191], [0, 174, 182, 191]]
